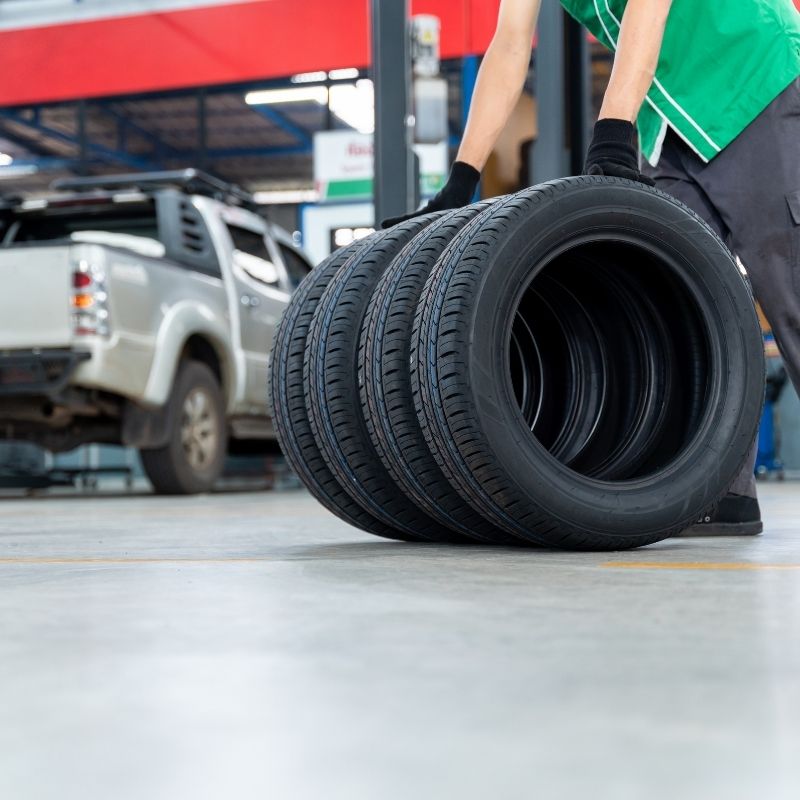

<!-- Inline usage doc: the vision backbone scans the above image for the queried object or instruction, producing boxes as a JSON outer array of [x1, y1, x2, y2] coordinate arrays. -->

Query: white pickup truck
[[0, 170, 313, 493]]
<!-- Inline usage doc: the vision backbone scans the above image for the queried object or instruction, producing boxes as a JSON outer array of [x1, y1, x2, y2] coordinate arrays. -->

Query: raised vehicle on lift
[[0, 170, 313, 493]]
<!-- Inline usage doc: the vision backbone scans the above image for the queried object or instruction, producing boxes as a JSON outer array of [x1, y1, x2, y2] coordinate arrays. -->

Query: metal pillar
[[462, 54, 480, 201], [531, 2, 568, 183], [77, 100, 89, 176], [461, 55, 479, 132], [566, 16, 591, 175], [371, 0, 417, 223], [197, 89, 209, 171]]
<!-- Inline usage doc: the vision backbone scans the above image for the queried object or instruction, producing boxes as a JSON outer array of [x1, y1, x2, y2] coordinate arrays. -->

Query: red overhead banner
[[0, 0, 500, 107], [2, 0, 795, 107]]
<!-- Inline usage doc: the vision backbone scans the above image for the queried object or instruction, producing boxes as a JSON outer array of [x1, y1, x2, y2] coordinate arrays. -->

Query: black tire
[[304, 213, 465, 543], [269, 233, 416, 541], [359, 201, 522, 545], [411, 177, 765, 550], [141, 360, 227, 494]]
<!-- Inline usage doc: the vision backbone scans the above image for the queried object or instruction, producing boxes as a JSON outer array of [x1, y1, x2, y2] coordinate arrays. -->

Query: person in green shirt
[[385, 0, 800, 536]]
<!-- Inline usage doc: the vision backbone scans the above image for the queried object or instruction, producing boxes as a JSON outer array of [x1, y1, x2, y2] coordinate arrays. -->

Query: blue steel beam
[[0, 69, 373, 112], [0, 157, 94, 172], [249, 105, 312, 146], [0, 121, 54, 157], [0, 77, 298, 111], [84, 77, 318, 106], [183, 143, 311, 159], [93, 102, 178, 161], [0, 109, 163, 171]]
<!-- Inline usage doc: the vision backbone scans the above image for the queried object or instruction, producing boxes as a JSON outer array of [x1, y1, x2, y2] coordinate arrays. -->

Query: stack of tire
[[270, 177, 764, 550]]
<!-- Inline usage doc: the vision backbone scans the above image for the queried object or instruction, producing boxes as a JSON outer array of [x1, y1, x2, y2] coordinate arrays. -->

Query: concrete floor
[[1, 484, 799, 800]]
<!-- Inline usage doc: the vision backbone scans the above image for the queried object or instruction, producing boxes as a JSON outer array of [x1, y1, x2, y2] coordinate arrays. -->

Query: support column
[[531, 2, 567, 184], [77, 100, 89, 176], [371, 0, 416, 223], [566, 16, 591, 176]]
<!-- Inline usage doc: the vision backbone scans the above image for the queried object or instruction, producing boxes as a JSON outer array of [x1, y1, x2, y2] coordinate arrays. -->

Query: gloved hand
[[381, 161, 480, 229], [584, 118, 655, 186]]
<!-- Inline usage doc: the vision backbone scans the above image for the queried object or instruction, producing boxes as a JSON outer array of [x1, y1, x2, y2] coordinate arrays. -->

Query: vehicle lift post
[[371, 0, 418, 224], [532, 5, 591, 183]]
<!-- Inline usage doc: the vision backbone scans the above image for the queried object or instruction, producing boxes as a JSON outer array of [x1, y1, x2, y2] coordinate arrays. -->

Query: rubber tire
[[304, 213, 465, 543], [359, 201, 523, 545], [141, 360, 227, 495], [412, 177, 765, 550], [269, 233, 417, 541]]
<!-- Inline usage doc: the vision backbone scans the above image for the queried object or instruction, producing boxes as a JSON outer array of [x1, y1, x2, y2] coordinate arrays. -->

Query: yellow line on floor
[[602, 562, 800, 571], [0, 557, 270, 565]]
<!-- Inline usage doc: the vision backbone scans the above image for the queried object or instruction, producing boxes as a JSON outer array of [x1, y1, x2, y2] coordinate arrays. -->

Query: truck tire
[[141, 360, 227, 494], [304, 212, 466, 543], [359, 202, 521, 545], [412, 177, 764, 550], [269, 234, 420, 541]]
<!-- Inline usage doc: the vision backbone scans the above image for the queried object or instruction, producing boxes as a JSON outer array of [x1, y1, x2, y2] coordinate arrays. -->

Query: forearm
[[456, 39, 533, 169], [600, 0, 672, 121], [456, 0, 541, 170]]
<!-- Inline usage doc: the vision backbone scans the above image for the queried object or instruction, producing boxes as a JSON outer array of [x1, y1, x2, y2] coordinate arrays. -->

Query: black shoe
[[675, 494, 763, 537]]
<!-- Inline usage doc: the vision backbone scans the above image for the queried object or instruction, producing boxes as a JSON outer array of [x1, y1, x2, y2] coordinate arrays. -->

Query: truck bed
[[0, 246, 73, 349]]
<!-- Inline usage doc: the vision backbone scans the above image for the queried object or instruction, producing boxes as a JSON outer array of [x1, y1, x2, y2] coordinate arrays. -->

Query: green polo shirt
[[560, 0, 800, 164]]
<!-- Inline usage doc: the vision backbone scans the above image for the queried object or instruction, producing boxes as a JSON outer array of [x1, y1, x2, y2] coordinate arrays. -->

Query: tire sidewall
[[461, 182, 764, 536]]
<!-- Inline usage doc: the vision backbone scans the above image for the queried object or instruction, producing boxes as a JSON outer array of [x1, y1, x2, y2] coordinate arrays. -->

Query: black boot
[[675, 494, 763, 537]]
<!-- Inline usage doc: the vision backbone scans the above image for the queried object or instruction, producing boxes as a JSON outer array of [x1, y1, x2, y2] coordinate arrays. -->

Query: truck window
[[226, 224, 279, 286], [8, 206, 160, 245], [278, 244, 312, 289]]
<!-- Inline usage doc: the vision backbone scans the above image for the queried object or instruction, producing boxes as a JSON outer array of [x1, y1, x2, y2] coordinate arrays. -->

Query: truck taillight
[[71, 260, 111, 337], [72, 294, 95, 309]]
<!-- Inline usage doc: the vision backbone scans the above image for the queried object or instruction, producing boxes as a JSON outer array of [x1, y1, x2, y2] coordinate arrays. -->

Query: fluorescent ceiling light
[[329, 68, 360, 80], [291, 68, 360, 84], [253, 189, 320, 205], [329, 79, 375, 134], [246, 79, 375, 134], [291, 71, 328, 84], [246, 86, 328, 106], [0, 152, 12, 166]]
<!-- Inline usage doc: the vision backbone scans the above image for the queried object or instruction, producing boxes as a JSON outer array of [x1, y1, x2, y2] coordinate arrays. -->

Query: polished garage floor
[[1, 483, 799, 800]]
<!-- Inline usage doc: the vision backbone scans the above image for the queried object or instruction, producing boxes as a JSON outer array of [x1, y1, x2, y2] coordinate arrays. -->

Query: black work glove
[[381, 161, 480, 229], [584, 118, 655, 187]]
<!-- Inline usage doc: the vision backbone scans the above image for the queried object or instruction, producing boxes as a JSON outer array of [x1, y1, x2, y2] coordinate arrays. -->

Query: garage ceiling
[[0, 65, 468, 197]]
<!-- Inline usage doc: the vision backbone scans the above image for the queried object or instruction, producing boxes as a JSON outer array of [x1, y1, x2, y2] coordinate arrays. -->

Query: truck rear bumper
[[0, 349, 91, 397]]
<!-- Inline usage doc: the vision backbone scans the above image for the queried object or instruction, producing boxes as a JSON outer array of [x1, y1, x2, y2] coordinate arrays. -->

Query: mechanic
[[384, 0, 800, 536]]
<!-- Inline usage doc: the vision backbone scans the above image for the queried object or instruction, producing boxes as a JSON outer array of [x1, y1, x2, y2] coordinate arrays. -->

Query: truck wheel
[[141, 360, 227, 494]]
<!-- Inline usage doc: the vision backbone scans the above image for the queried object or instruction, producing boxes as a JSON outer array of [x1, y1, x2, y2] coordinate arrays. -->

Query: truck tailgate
[[0, 247, 73, 348]]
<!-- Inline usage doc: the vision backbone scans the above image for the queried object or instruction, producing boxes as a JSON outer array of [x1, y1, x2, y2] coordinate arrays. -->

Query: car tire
[[269, 233, 420, 541], [359, 201, 522, 545], [411, 177, 765, 550], [140, 360, 227, 494], [304, 212, 467, 543]]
